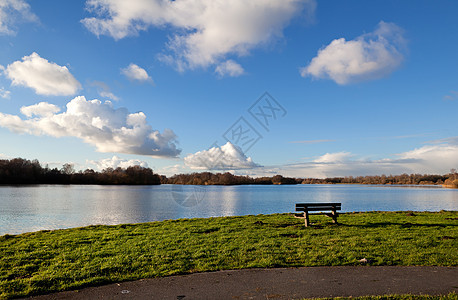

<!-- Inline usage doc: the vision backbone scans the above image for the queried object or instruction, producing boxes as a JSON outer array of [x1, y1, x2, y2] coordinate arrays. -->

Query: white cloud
[[88, 155, 149, 170], [99, 91, 119, 101], [0, 0, 38, 35], [0, 66, 10, 99], [249, 142, 458, 179], [0, 96, 181, 157], [20, 102, 60, 117], [82, 0, 315, 72], [301, 21, 405, 84], [429, 136, 458, 145], [313, 152, 353, 163], [0, 87, 10, 99], [89, 80, 119, 101], [215, 60, 245, 77], [395, 144, 458, 174], [121, 63, 152, 83], [155, 163, 191, 177], [184, 142, 260, 170], [5, 52, 81, 96]]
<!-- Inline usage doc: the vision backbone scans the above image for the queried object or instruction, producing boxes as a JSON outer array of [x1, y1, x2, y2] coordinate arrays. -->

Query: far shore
[[2, 157, 458, 187]]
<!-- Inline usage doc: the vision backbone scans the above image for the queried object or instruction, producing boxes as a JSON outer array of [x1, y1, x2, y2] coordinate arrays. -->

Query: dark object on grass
[[294, 203, 341, 227]]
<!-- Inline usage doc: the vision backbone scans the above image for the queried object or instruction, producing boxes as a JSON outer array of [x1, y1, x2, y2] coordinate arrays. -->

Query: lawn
[[1, 211, 457, 299], [310, 294, 457, 300]]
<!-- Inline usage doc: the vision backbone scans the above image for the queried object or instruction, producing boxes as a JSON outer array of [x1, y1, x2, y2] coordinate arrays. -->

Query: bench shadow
[[338, 222, 457, 229], [288, 219, 457, 229]]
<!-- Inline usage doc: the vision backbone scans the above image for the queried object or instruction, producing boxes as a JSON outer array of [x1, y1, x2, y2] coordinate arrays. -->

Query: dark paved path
[[28, 266, 458, 300]]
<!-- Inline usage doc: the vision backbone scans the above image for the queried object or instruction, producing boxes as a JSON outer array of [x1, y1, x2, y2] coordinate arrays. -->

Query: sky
[[0, 0, 457, 178]]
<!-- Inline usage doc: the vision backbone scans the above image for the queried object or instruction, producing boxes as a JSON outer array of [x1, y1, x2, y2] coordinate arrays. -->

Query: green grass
[[308, 293, 458, 299], [1, 211, 457, 299]]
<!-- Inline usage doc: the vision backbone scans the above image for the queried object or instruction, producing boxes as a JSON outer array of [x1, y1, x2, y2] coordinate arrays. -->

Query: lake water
[[1, 184, 457, 235]]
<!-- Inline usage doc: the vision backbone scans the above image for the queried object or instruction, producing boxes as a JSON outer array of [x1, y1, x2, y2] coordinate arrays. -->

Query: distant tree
[[61, 163, 75, 175]]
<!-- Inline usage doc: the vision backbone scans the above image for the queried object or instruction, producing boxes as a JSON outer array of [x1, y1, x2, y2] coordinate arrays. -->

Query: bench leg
[[304, 211, 310, 227], [331, 209, 338, 224]]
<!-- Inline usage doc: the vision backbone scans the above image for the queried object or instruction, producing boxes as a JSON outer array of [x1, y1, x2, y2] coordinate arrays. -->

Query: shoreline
[[0, 182, 452, 187]]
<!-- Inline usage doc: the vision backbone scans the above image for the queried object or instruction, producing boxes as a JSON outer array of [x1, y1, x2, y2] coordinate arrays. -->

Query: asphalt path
[[28, 266, 458, 300]]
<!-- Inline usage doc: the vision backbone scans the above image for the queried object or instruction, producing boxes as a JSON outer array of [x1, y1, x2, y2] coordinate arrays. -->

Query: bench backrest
[[296, 203, 341, 211]]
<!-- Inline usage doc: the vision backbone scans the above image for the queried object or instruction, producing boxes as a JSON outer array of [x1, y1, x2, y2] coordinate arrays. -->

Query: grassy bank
[[1, 211, 457, 298]]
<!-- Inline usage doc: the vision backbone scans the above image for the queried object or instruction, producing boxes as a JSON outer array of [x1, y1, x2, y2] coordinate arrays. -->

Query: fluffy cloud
[[301, 21, 405, 84], [185, 142, 260, 170], [215, 60, 245, 77], [121, 63, 152, 82], [20, 102, 60, 117], [88, 156, 149, 170], [0, 0, 38, 35], [5, 52, 81, 96], [82, 0, 314, 71], [0, 96, 181, 157]]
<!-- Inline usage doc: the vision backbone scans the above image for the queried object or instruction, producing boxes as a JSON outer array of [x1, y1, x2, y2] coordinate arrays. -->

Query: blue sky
[[0, 0, 457, 178]]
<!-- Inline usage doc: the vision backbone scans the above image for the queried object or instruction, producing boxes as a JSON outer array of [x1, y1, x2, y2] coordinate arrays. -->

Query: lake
[[1, 184, 457, 235]]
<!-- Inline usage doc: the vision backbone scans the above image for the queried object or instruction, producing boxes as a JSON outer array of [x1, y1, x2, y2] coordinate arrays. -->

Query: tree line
[[162, 171, 457, 186], [301, 173, 449, 185], [1, 157, 457, 187], [0, 158, 161, 185]]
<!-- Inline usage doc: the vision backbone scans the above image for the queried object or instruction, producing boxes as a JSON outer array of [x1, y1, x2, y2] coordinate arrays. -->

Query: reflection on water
[[0, 184, 457, 235]]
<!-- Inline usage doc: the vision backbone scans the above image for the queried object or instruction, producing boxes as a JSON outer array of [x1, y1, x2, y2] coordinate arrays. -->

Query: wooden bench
[[295, 203, 341, 227]]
